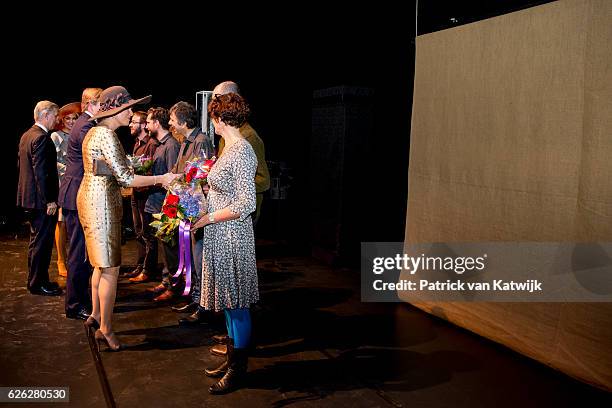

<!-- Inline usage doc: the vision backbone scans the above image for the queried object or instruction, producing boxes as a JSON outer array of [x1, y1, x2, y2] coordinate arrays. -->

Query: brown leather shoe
[[153, 289, 174, 302], [147, 284, 166, 294], [172, 302, 198, 313], [129, 272, 149, 283], [212, 334, 229, 344], [178, 308, 207, 325], [210, 343, 227, 356], [122, 265, 143, 278]]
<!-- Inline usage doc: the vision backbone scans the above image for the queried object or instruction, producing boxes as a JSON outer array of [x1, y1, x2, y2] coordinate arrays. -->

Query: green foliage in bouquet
[[149, 193, 183, 247], [127, 154, 154, 175]]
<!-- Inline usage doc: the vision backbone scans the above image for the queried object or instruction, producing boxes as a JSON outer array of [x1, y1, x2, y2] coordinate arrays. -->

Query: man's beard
[[149, 129, 158, 139]]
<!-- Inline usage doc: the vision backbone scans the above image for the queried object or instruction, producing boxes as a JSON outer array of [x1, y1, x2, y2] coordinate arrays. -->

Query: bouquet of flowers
[[151, 185, 207, 246], [127, 154, 154, 175], [183, 155, 216, 187], [150, 154, 216, 241], [149, 154, 216, 295]]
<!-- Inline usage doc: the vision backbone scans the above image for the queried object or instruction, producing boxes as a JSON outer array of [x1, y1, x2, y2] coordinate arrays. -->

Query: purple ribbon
[[173, 221, 185, 279], [182, 220, 192, 296], [172, 219, 192, 297]]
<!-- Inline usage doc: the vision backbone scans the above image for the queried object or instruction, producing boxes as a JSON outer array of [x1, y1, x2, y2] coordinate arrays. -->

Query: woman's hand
[[191, 214, 208, 231], [157, 173, 181, 187], [46, 202, 58, 216]]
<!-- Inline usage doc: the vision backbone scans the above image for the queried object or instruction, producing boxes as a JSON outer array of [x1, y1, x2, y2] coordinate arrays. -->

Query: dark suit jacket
[[16, 124, 59, 209], [58, 112, 95, 210], [171, 127, 214, 174]]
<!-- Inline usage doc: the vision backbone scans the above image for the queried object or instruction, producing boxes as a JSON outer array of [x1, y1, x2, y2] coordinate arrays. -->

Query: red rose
[[186, 167, 198, 183], [163, 204, 178, 218], [203, 160, 215, 171], [165, 194, 179, 205]]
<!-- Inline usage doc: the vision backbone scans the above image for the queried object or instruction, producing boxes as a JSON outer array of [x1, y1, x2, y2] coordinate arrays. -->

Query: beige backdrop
[[404, 0, 612, 390]]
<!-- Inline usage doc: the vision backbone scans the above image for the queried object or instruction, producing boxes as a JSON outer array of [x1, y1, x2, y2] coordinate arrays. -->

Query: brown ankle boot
[[209, 342, 248, 394], [206, 337, 231, 377], [212, 334, 229, 344], [210, 343, 227, 356]]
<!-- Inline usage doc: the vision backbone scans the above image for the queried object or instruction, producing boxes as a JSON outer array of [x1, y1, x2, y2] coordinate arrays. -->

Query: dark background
[[4, 0, 554, 258]]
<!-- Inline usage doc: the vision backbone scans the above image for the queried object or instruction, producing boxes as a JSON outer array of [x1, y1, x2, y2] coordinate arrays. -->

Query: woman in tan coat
[[78, 86, 177, 350]]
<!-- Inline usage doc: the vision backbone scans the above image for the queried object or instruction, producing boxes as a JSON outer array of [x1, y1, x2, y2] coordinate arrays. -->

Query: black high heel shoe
[[84, 316, 100, 330], [94, 329, 122, 352]]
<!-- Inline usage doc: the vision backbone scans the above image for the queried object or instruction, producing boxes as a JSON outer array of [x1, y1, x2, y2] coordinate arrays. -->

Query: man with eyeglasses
[[126, 111, 160, 282]]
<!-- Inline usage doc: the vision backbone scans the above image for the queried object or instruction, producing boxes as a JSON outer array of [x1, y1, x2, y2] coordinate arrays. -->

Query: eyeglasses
[[130, 121, 145, 125]]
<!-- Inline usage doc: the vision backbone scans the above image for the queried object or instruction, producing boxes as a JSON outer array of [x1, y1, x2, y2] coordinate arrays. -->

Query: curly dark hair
[[170, 101, 197, 129], [147, 107, 170, 129], [208, 93, 250, 128]]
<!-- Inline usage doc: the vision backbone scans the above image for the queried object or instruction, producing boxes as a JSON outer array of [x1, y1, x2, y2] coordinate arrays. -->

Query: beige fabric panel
[[577, 0, 612, 240], [404, 0, 612, 390]]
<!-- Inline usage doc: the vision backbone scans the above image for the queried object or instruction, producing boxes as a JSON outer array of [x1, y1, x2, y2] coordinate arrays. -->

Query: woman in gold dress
[[78, 86, 177, 351]]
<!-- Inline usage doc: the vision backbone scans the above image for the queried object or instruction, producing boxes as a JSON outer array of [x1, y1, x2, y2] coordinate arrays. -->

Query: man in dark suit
[[17, 100, 62, 296], [57, 88, 102, 319]]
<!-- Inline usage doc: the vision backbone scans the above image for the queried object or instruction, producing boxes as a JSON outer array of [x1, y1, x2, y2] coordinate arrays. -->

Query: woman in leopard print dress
[[192, 93, 258, 394]]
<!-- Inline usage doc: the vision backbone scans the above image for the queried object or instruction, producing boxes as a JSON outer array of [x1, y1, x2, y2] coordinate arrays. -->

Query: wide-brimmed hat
[[90, 86, 151, 121], [59, 102, 81, 116]]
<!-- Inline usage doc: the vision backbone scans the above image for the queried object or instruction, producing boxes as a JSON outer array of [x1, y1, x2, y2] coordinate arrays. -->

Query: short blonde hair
[[81, 87, 103, 111], [34, 101, 59, 121]]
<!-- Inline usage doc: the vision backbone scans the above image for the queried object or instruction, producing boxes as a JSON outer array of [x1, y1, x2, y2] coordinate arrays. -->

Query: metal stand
[[195, 91, 215, 151]]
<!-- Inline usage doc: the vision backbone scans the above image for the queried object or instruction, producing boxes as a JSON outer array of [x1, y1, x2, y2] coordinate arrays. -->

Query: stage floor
[[0, 234, 610, 407]]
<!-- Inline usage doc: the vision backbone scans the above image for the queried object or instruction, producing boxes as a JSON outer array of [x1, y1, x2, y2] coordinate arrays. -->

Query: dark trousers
[[131, 194, 146, 265], [133, 195, 157, 273], [63, 209, 92, 313], [158, 222, 179, 290], [25, 209, 57, 289], [191, 229, 203, 304]]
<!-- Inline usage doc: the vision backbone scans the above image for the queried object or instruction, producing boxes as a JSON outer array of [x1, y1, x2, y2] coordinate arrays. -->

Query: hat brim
[[59, 102, 81, 115], [90, 95, 152, 121]]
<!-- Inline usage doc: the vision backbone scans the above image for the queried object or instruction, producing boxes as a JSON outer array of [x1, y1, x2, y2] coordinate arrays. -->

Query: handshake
[[154, 173, 182, 188]]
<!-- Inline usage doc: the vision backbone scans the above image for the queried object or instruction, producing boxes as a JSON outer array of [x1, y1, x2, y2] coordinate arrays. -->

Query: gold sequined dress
[[77, 126, 134, 268]]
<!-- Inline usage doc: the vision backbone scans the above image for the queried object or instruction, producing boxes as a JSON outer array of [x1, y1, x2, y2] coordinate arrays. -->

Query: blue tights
[[224, 308, 251, 349]]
